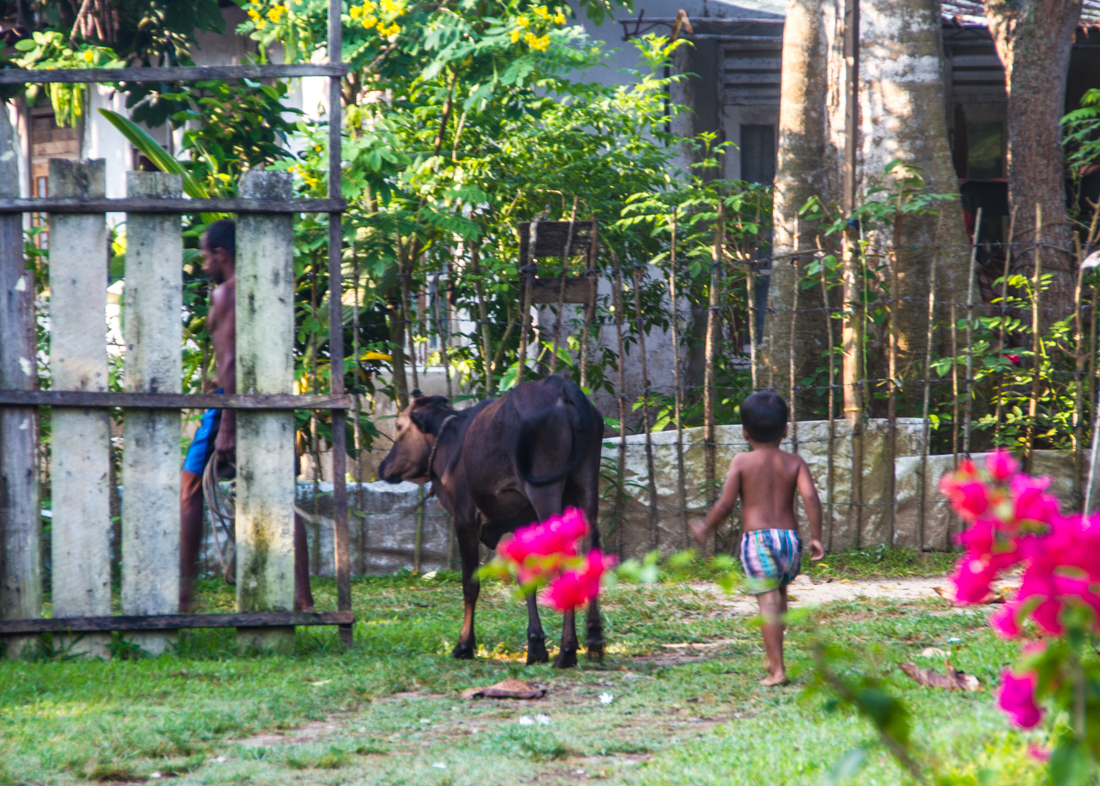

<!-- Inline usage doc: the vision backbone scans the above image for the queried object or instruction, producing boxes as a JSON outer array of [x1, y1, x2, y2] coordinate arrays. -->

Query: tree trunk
[[858, 0, 970, 407], [762, 0, 831, 403], [985, 0, 1081, 325]]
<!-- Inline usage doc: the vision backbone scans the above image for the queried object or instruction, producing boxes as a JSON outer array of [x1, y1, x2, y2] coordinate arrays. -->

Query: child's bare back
[[691, 392, 824, 686]]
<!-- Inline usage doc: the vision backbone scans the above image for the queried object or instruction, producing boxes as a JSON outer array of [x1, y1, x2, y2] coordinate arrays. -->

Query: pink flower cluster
[[495, 508, 616, 612], [943, 449, 1100, 729]]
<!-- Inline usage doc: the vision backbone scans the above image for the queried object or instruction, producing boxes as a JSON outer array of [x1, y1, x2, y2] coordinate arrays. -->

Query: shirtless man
[[179, 219, 314, 613], [692, 391, 824, 686]]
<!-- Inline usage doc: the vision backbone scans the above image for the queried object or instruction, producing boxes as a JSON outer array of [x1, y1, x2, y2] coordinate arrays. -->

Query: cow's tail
[[515, 382, 594, 487]]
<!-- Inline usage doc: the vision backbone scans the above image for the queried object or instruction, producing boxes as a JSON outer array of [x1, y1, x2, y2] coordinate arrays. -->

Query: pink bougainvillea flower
[[989, 605, 1022, 639], [998, 670, 1044, 728], [497, 508, 593, 585], [1027, 744, 1051, 762], [941, 478, 991, 521], [543, 550, 616, 612], [1011, 474, 1059, 524], [1006, 354, 1021, 365], [986, 449, 1020, 483], [951, 556, 1000, 604]]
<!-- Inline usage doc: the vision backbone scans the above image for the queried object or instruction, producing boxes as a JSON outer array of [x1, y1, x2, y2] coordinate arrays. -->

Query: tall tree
[[984, 0, 1083, 322], [761, 0, 831, 402]]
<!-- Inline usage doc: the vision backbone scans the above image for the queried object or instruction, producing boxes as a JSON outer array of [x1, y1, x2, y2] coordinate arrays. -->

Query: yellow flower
[[380, 21, 401, 36], [510, 29, 521, 42], [533, 6, 548, 17], [362, 15, 377, 28], [247, 7, 262, 22], [267, 4, 286, 23], [83, 50, 94, 63], [349, 5, 361, 17], [553, 11, 565, 24], [533, 33, 550, 51], [516, 15, 529, 27], [381, 0, 402, 15]]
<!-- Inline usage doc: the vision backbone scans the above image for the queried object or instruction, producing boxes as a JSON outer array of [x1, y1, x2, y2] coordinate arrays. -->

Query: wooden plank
[[121, 172, 182, 656], [236, 170, 298, 654], [724, 73, 782, 84], [950, 55, 1003, 68], [0, 197, 345, 214], [49, 159, 112, 659], [0, 390, 351, 409], [0, 610, 354, 635], [0, 63, 348, 85], [952, 71, 1006, 82], [724, 58, 783, 70], [530, 277, 593, 304], [0, 94, 41, 661]]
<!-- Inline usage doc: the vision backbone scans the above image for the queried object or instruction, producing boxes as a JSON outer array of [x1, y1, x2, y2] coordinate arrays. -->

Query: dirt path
[[686, 575, 977, 615]]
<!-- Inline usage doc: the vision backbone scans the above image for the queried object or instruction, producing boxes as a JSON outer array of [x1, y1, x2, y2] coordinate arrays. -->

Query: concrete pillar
[[49, 159, 111, 658], [235, 171, 296, 653], [121, 172, 182, 655], [0, 100, 41, 659]]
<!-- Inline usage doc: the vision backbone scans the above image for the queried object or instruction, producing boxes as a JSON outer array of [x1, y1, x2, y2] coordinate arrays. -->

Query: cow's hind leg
[[525, 592, 549, 665], [452, 520, 481, 660], [525, 485, 578, 669], [581, 460, 606, 660]]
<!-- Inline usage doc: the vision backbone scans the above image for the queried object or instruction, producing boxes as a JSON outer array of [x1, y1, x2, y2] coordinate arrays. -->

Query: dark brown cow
[[378, 375, 605, 668]]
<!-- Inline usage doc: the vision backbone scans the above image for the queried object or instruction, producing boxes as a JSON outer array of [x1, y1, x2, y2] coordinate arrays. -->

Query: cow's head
[[378, 392, 454, 483]]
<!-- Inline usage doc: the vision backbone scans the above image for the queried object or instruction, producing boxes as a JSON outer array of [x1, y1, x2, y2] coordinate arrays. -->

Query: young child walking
[[692, 391, 824, 686]]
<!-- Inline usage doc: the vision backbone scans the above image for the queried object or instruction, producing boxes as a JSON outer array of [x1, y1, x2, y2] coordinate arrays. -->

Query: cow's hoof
[[526, 637, 550, 665], [452, 642, 475, 660], [586, 640, 606, 661], [553, 648, 578, 669]]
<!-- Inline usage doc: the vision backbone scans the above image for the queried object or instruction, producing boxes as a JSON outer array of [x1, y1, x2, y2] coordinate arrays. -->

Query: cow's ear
[[409, 407, 430, 433]]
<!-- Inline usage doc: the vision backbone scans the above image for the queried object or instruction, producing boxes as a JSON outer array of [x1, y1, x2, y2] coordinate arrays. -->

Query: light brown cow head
[[378, 392, 452, 483]]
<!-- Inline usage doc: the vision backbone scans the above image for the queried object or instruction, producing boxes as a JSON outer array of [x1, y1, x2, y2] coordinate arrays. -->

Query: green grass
[[0, 555, 1044, 786]]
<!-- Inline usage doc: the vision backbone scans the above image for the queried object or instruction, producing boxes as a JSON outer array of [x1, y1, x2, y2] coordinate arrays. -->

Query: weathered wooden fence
[[0, 0, 354, 658]]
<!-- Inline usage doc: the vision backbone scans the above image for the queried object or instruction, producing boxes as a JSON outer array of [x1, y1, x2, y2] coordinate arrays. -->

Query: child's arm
[[691, 458, 740, 544], [797, 459, 825, 560]]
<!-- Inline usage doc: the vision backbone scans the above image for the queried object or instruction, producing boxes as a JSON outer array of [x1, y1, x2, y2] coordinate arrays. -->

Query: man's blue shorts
[[182, 389, 223, 476]]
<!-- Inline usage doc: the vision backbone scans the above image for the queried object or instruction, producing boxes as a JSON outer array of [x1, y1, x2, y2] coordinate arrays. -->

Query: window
[[740, 124, 776, 185]]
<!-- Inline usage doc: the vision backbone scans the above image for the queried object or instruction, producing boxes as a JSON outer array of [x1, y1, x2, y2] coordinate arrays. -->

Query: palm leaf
[[98, 109, 227, 222]]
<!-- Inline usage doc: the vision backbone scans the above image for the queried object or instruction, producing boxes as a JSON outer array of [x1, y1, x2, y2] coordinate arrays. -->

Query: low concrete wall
[[191, 423, 1077, 577]]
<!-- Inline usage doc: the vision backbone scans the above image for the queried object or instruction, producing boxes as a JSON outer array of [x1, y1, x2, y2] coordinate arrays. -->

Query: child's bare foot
[[759, 672, 788, 687]]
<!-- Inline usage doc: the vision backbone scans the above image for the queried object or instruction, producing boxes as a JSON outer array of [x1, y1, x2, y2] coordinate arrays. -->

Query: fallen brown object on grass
[[460, 679, 547, 700], [899, 661, 983, 692]]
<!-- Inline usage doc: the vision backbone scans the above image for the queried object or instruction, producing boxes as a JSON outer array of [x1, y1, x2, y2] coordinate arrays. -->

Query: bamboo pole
[[1074, 237, 1087, 507], [705, 201, 724, 518], [550, 199, 578, 375], [994, 207, 1017, 445], [818, 242, 837, 551], [747, 260, 758, 391], [669, 209, 689, 547], [788, 252, 800, 454], [886, 245, 899, 545], [963, 209, 981, 458], [310, 251, 323, 577], [351, 240, 366, 574], [403, 257, 425, 571], [517, 221, 537, 386], [632, 263, 660, 551], [579, 219, 598, 391], [471, 242, 493, 393], [1025, 206, 1043, 474], [919, 265, 936, 551], [610, 247, 628, 555], [950, 302, 959, 469], [842, 221, 863, 548]]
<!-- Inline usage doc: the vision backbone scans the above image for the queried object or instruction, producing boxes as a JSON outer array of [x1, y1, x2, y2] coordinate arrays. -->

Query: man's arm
[[212, 281, 236, 461], [691, 458, 740, 544], [796, 459, 825, 560]]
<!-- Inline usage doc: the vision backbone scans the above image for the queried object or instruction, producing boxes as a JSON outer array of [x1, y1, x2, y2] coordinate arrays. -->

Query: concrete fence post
[[236, 170, 296, 653], [0, 103, 41, 659], [49, 158, 111, 658], [121, 172, 183, 655]]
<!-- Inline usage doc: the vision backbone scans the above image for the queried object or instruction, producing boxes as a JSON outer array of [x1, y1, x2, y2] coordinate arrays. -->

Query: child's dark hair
[[741, 391, 788, 443], [204, 219, 236, 259]]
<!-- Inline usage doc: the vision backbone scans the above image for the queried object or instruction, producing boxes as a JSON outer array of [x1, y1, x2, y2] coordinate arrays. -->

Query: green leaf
[[98, 109, 226, 223], [825, 746, 867, 786], [1049, 740, 1095, 786]]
